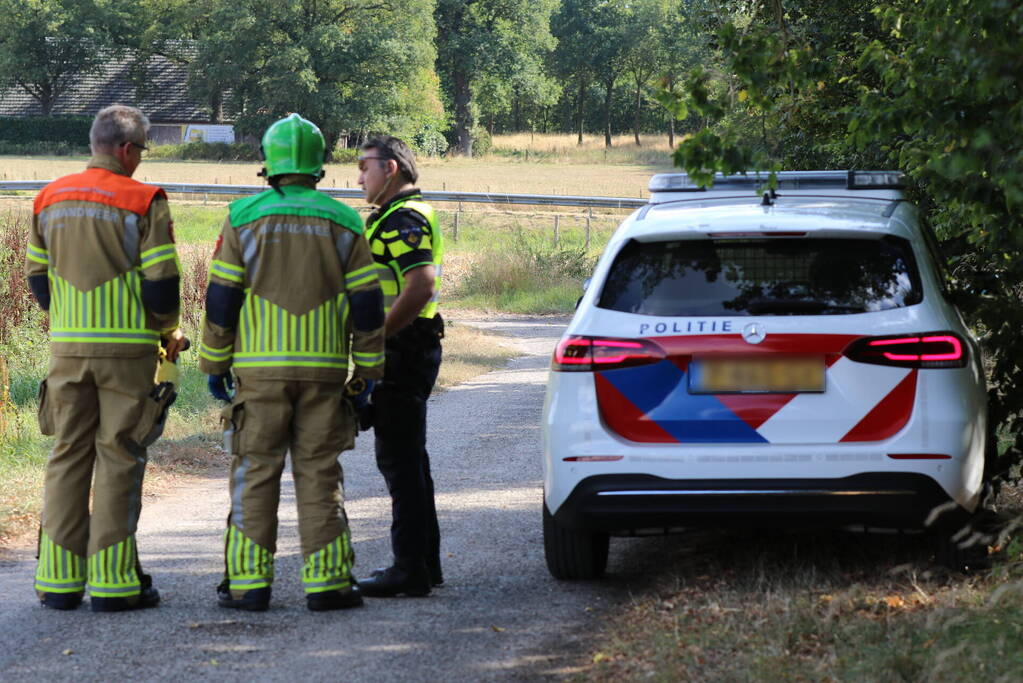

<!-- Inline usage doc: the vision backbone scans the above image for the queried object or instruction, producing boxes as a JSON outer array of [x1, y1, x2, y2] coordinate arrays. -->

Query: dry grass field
[[0, 132, 677, 198]]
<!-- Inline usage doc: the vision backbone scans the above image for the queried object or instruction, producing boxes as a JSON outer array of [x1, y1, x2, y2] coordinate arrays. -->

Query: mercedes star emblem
[[742, 322, 766, 344]]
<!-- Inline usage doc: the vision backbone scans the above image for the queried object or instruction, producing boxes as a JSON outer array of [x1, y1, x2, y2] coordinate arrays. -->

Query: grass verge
[[578, 519, 1023, 681]]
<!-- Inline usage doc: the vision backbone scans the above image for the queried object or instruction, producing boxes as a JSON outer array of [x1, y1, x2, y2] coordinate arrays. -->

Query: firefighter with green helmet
[[27, 104, 185, 612], [355, 135, 445, 597], [200, 113, 385, 611]]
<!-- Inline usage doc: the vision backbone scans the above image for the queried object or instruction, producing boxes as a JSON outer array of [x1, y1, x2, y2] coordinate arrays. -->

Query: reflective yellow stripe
[[211, 260, 244, 283]]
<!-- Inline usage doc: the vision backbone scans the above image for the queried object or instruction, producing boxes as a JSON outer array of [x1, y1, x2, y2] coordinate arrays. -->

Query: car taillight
[[843, 332, 967, 368], [551, 335, 666, 372]]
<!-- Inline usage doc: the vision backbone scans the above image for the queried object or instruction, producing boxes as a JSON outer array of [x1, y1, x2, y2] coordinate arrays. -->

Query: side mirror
[[575, 278, 592, 309]]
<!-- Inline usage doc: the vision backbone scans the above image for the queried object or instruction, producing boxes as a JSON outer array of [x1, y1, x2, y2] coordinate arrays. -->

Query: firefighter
[[355, 136, 445, 597], [200, 113, 385, 612], [27, 104, 185, 612]]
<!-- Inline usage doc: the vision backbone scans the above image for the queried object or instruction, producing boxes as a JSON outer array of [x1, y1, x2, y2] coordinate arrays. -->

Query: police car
[[542, 171, 988, 579]]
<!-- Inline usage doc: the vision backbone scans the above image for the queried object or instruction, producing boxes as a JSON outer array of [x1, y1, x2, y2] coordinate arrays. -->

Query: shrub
[[413, 128, 449, 157], [455, 230, 593, 302], [0, 141, 90, 156], [0, 116, 92, 144], [470, 127, 492, 158], [147, 141, 260, 161], [0, 212, 39, 347]]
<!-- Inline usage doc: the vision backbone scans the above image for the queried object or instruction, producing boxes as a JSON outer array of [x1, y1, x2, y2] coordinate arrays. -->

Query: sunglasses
[[123, 140, 149, 153]]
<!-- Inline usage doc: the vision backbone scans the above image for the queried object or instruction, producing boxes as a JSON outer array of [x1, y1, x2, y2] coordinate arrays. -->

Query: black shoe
[[90, 586, 160, 613], [217, 580, 271, 612], [427, 559, 444, 587], [358, 564, 431, 598], [38, 591, 84, 611], [307, 585, 364, 611]]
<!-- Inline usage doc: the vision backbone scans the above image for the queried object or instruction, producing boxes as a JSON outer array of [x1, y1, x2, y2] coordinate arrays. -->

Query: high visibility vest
[[32, 168, 168, 347], [365, 196, 443, 319]]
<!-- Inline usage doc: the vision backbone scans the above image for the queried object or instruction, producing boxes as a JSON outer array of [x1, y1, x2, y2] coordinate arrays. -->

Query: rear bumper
[[552, 472, 970, 535]]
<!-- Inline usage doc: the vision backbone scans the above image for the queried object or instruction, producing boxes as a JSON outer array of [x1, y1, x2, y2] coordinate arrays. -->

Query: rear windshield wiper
[[744, 299, 864, 315]]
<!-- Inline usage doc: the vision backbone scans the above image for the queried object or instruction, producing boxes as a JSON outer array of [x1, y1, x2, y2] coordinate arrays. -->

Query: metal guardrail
[[0, 180, 649, 210]]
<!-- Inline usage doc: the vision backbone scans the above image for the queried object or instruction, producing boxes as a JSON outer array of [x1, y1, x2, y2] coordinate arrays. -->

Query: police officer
[[355, 136, 444, 597], [200, 114, 385, 612], [27, 104, 185, 612]]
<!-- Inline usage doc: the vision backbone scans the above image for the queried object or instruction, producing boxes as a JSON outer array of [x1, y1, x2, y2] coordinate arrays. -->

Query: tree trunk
[[666, 73, 675, 148], [633, 79, 642, 146], [39, 84, 53, 116], [603, 74, 614, 148], [576, 78, 586, 145], [210, 90, 223, 124], [453, 69, 474, 157]]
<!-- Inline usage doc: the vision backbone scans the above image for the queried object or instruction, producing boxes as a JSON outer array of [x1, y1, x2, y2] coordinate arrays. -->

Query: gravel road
[[0, 315, 673, 681]]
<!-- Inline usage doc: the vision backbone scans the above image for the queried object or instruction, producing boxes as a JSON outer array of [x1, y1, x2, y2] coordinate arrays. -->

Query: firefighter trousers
[[34, 354, 157, 600], [222, 377, 357, 597]]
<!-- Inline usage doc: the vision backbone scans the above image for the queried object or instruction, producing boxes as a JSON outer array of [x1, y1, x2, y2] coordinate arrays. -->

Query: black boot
[[91, 574, 160, 613], [358, 562, 431, 598], [38, 591, 84, 611], [427, 558, 444, 587], [307, 585, 364, 611], [217, 579, 271, 611]]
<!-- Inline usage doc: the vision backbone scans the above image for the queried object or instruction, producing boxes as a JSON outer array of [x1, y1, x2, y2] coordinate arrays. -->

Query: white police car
[[542, 171, 988, 579]]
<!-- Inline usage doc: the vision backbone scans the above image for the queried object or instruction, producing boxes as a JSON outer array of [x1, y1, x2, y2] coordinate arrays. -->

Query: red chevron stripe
[[840, 370, 918, 442]]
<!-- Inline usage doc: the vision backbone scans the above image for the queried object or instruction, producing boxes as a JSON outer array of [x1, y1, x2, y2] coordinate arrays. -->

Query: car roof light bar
[[648, 170, 906, 193]]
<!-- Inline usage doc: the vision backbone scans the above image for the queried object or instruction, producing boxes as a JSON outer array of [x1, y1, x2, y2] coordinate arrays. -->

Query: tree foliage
[[435, 0, 556, 156], [663, 0, 1023, 482], [0, 0, 109, 116]]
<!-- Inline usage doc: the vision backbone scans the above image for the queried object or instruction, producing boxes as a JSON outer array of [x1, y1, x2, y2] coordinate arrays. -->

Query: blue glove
[[344, 376, 375, 410], [207, 372, 234, 403]]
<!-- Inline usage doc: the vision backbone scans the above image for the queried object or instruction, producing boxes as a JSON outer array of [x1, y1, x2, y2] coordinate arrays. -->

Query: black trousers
[[372, 317, 443, 570]]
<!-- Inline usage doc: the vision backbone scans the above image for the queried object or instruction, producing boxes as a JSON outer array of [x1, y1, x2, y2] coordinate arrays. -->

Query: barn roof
[[0, 50, 219, 123]]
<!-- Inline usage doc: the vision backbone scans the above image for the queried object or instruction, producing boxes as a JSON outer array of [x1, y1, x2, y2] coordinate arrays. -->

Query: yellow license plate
[[690, 356, 825, 393]]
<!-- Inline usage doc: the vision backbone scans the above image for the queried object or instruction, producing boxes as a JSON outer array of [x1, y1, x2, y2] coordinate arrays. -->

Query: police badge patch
[[399, 225, 422, 247]]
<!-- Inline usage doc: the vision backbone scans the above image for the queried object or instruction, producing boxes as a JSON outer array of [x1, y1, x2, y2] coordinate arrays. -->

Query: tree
[[434, 0, 556, 156], [620, 0, 673, 146], [122, 0, 442, 149], [0, 0, 109, 115]]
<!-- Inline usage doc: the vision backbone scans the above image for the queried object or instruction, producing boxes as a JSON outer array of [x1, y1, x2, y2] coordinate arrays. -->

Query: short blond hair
[[90, 105, 149, 154]]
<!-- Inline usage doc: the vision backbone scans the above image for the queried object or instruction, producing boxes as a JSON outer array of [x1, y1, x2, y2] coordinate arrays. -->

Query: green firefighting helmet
[[260, 113, 327, 178]]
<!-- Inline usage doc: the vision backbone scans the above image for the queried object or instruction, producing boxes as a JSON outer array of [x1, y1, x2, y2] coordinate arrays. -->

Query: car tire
[[932, 508, 998, 573], [543, 501, 609, 580]]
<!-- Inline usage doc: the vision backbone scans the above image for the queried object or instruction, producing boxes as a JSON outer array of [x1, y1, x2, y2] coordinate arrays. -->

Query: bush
[[413, 128, 449, 157], [470, 127, 492, 158], [0, 212, 40, 347], [0, 116, 92, 144], [147, 141, 260, 161], [454, 230, 594, 313], [0, 141, 90, 157], [331, 147, 359, 164]]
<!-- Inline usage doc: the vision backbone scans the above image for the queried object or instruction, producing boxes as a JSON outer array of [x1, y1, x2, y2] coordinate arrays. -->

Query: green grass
[[172, 205, 227, 245]]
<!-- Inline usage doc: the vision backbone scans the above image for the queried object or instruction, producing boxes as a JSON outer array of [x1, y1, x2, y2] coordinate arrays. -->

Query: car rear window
[[597, 237, 922, 316]]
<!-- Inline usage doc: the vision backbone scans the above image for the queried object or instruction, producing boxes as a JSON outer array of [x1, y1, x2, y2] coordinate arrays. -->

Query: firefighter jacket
[[199, 177, 385, 383], [364, 189, 443, 319], [26, 155, 181, 357]]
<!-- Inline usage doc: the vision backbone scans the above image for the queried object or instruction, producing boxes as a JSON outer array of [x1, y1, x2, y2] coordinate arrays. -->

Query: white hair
[[90, 104, 150, 154]]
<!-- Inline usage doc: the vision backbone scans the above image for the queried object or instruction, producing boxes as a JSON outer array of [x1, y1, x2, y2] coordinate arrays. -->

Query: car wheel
[[543, 502, 609, 580], [932, 508, 998, 573]]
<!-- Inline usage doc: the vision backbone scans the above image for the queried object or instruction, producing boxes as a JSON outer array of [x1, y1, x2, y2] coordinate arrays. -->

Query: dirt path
[[0, 314, 674, 681]]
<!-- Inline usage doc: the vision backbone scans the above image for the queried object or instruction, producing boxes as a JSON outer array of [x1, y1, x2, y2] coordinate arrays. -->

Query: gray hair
[[90, 105, 150, 154]]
